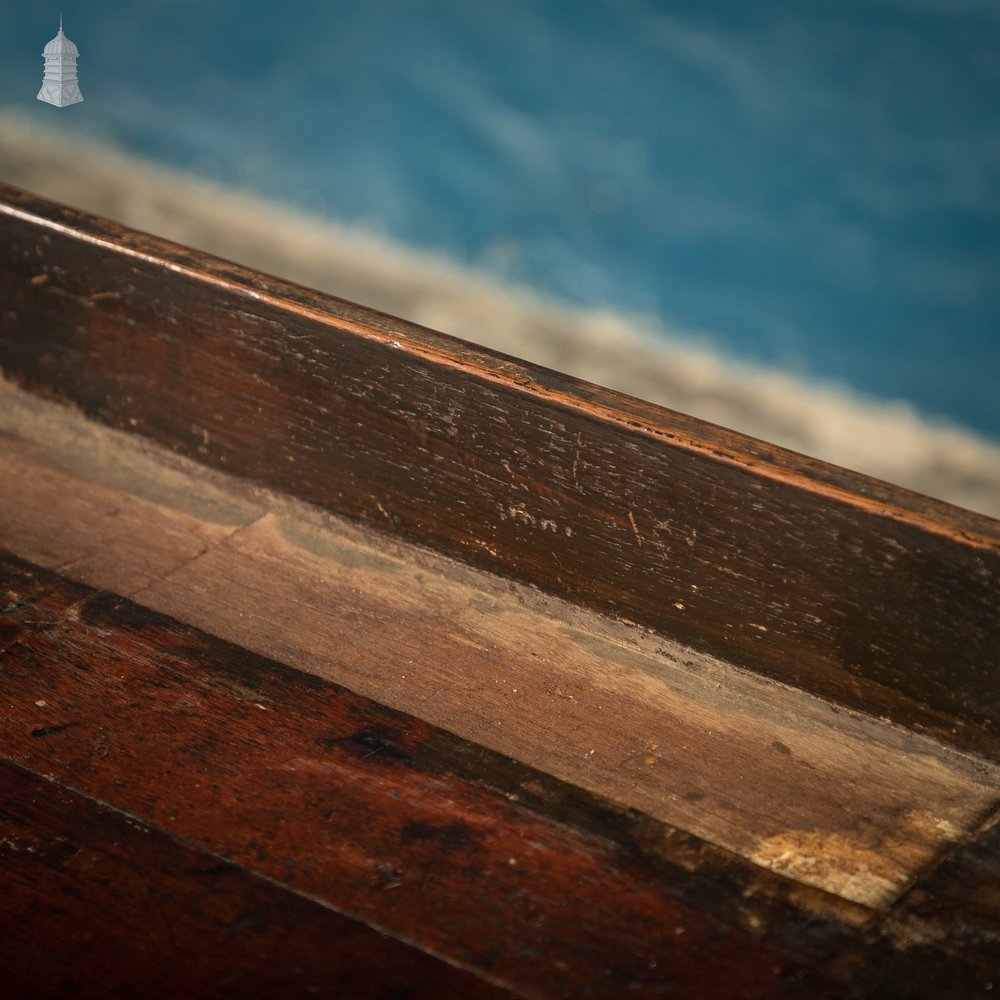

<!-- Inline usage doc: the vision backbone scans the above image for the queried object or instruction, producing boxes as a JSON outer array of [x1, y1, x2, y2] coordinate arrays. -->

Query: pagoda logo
[[38, 16, 84, 108]]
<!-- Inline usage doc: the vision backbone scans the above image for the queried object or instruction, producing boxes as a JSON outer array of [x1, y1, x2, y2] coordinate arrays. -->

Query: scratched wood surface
[[1, 385, 997, 910], [1, 182, 998, 765], [0, 553, 852, 999], [1, 551, 998, 998], [1, 183, 999, 996]]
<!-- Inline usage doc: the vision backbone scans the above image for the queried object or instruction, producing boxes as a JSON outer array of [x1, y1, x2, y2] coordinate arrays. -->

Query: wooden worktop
[[1, 182, 997, 997]]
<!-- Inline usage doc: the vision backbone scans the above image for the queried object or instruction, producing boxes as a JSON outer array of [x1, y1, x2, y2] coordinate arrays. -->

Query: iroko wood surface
[[0, 182, 998, 762], [1, 183, 999, 996], [0, 551, 997, 998], [0, 553, 841, 999], [0, 762, 508, 1000]]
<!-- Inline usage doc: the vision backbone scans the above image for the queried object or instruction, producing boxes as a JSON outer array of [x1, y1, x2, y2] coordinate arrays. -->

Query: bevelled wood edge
[[1, 182, 998, 759]]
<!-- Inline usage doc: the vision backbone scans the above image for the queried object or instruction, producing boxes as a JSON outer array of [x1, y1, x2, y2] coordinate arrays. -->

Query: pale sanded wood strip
[[1, 386, 997, 907]]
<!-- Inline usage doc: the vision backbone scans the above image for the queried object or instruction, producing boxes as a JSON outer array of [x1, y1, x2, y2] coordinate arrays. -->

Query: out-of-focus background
[[2, 1, 999, 513]]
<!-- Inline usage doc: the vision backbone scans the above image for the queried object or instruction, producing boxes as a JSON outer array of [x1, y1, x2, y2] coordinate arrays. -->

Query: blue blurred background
[[2, 0, 998, 439]]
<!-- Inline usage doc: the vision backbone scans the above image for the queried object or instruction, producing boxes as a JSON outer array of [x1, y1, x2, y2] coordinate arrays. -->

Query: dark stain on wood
[[30, 720, 79, 738]]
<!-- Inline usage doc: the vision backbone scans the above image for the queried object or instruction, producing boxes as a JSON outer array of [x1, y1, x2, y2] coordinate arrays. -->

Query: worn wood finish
[[0, 551, 864, 999], [887, 811, 1000, 984], [4, 551, 1000, 997], [1, 183, 998, 763], [2, 388, 997, 908], [2, 183, 999, 996]]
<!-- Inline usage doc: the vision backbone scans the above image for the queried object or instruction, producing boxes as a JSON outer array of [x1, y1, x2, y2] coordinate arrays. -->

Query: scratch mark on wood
[[627, 510, 644, 548], [31, 721, 79, 738]]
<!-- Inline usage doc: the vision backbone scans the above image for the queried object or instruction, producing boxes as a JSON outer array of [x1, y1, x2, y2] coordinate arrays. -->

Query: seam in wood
[[889, 797, 1000, 917], [125, 513, 271, 604]]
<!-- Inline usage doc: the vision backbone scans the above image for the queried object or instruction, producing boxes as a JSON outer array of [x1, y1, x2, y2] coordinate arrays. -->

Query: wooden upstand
[[0, 182, 997, 997]]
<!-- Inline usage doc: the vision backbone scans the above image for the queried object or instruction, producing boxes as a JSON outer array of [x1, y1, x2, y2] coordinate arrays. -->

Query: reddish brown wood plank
[[1, 183, 997, 762], [0, 551, 873, 999], [6, 552, 1000, 996], [0, 759, 515, 999], [0, 559, 996, 997], [0, 550, 91, 653]]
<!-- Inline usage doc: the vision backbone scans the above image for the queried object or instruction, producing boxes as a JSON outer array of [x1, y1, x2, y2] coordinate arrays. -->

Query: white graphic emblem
[[38, 16, 84, 108]]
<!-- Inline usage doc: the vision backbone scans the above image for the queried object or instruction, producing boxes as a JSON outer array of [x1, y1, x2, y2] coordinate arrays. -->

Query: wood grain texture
[[1, 183, 998, 763], [2, 392, 996, 908], [5, 551, 1000, 997], [0, 551, 868, 1000], [0, 760, 513, 1000], [885, 808, 1000, 989]]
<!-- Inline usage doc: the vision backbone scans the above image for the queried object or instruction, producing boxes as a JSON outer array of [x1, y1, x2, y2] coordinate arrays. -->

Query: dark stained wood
[[883, 809, 1000, 991], [0, 760, 516, 1000], [1, 183, 998, 763], [2, 184, 998, 999]]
